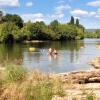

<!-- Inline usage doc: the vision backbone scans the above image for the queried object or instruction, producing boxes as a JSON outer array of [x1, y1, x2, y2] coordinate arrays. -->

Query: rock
[[90, 57, 100, 69], [51, 70, 100, 84]]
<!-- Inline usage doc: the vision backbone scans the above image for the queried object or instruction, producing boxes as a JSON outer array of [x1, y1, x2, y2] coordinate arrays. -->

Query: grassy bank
[[0, 64, 65, 100], [0, 64, 99, 100]]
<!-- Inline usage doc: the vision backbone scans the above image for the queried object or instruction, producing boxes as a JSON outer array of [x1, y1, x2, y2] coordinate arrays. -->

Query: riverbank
[[0, 62, 100, 100]]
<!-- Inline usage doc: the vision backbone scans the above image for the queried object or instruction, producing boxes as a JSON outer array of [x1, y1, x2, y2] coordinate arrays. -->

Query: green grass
[[5, 64, 26, 82]]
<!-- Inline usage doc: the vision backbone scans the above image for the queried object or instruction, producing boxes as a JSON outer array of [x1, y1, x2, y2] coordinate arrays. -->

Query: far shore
[[23, 40, 48, 43]]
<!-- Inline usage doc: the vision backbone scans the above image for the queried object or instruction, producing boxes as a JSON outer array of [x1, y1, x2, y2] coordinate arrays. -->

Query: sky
[[0, 0, 100, 29]]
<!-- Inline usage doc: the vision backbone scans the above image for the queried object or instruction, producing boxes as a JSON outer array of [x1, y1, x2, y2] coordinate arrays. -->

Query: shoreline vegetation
[[0, 57, 100, 100], [0, 11, 85, 43], [85, 30, 100, 38]]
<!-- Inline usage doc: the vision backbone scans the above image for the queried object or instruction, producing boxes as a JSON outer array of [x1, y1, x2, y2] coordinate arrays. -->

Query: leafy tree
[[49, 20, 60, 33], [0, 22, 19, 43], [20, 21, 33, 40], [2, 14, 23, 28], [0, 12, 85, 43]]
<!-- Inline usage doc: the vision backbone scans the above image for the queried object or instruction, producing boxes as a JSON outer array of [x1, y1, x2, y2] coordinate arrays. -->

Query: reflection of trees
[[0, 44, 23, 65], [28, 52, 41, 63], [26, 40, 84, 51], [0, 40, 85, 66], [26, 40, 84, 63]]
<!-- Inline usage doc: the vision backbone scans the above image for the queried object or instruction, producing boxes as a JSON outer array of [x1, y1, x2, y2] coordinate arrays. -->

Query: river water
[[0, 39, 100, 73]]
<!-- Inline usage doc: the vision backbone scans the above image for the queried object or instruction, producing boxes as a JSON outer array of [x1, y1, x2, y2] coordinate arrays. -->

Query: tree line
[[0, 11, 85, 43], [85, 29, 100, 38]]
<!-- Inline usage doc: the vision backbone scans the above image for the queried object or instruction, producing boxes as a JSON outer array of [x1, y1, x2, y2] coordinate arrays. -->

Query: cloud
[[70, 9, 88, 15], [89, 12, 96, 17], [51, 4, 71, 19], [57, 0, 65, 4], [95, 15, 100, 19], [74, 16, 80, 19], [87, 1, 100, 7], [0, 0, 20, 8], [26, 2, 33, 7], [21, 13, 44, 22]]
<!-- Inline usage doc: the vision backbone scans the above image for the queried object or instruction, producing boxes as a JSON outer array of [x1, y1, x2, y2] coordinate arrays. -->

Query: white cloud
[[26, 2, 33, 7], [74, 16, 80, 19], [89, 12, 96, 16], [87, 1, 100, 7], [21, 13, 44, 22], [97, 9, 100, 13], [95, 15, 100, 18], [0, 0, 20, 8], [58, 0, 65, 4], [51, 13, 64, 19], [70, 9, 88, 15], [51, 4, 71, 20], [55, 4, 71, 14]]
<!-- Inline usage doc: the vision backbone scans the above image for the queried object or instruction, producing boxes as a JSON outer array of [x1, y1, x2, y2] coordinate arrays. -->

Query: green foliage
[[76, 19, 79, 26], [69, 16, 75, 24], [49, 20, 60, 33], [0, 11, 3, 17], [1, 14, 23, 28], [0, 22, 20, 43], [5, 64, 26, 82], [85, 30, 100, 38], [0, 13, 85, 42]]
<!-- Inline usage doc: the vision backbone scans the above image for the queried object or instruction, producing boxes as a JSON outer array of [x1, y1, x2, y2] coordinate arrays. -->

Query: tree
[[2, 14, 23, 28], [20, 21, 34, 40], [76, 19, 79, 26], [0, 11, 3, 23], [0, 11, 3, 17], [49, 20, 60, 33], [69, 16, 74, 24], [0, 22, 19, 43]]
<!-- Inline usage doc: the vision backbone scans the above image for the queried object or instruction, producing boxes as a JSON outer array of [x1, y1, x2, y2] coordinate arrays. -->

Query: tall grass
[[25, 82, 53, 100], [0, 64, 65, 100], [5, 64, 26, 82]]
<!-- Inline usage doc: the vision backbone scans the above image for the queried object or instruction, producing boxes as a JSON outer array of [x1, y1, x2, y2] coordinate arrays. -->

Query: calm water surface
[[0, 39, 100, 73]]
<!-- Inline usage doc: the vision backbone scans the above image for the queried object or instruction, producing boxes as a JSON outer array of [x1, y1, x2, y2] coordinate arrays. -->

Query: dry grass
[[0, 65, 65, 100], [0, 65, 100, 100]]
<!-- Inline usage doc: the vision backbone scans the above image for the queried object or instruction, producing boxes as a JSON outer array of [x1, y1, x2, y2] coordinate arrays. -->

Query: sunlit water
[[0, 39, 100, 73]]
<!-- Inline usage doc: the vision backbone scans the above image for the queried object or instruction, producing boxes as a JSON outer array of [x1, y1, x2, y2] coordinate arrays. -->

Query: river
[[0, 38, 100, 73]]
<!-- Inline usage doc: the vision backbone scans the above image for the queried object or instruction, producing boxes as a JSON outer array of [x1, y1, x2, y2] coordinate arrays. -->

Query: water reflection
[[0, 39, 100, 73], [48, 54, 58, 62]]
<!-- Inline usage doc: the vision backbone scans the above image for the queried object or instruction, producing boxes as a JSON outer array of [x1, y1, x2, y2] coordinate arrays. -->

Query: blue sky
[[0, 0, 100, 29]]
